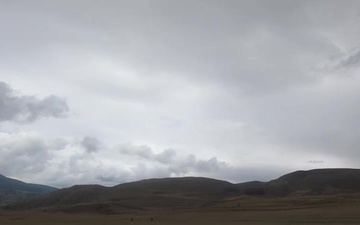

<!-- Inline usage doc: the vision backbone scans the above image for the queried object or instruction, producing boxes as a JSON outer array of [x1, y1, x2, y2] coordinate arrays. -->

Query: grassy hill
[[0, 174, 57, 206], [265, 168, 360, 196], [5, 168, 360, 213], [6, 177, 234, 212]]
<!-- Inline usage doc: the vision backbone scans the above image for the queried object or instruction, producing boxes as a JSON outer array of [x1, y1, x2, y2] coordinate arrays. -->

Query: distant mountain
[[0, 174, 57, 206], [5, 169, 360, 213]]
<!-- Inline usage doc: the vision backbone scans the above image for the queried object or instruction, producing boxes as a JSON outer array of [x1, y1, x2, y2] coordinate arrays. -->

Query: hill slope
[[5, 169, 360, 213], [265, 168, 360, 196], [0, 174, 57, 206], [6, 177, 235, 212]]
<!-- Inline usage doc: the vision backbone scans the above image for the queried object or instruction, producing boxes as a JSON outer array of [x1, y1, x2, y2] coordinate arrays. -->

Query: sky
[[1, 0, 360, 188]]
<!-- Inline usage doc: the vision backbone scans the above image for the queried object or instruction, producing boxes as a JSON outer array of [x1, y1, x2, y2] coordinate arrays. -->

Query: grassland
[[2, 194, 360, 225]]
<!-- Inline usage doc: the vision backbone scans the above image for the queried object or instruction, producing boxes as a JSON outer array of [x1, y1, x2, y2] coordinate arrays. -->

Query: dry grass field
[[2, 195, 360, 225]]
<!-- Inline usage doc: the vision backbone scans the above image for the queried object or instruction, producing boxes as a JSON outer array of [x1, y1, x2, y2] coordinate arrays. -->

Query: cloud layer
[[0, 81, 69, 123], [0, 131, 258, 187], [0, 1, 360, 187]]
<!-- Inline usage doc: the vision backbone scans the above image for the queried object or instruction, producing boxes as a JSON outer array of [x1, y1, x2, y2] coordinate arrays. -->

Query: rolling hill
[[0, 174, 57, 206], [5, 177, 235, 212], [265, 168, 360, 196], [5, 168, 360, 213]]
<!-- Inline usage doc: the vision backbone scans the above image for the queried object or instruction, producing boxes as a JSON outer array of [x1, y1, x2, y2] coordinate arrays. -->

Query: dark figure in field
[[130, 217, 134, 223], [150, 217, 154, 223]]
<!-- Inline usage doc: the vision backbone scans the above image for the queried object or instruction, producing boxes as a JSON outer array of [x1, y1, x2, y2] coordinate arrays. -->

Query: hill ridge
[[5, 168, 360, 212]]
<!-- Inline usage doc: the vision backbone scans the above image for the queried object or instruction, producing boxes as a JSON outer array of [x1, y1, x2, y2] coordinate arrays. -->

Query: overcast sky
[[1, 0, 360, 188]]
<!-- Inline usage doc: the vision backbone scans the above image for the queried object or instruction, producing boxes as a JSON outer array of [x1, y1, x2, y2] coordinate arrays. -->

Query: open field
[[2, 195, 360, 225]]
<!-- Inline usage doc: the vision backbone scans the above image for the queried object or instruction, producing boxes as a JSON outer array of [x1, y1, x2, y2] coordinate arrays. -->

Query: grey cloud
[[118, 144, 232, 176], [337, 49, 360, 69], [0, 131, 289, 188], [154, 149, 176, 164], [1, 1, 351, 94], [0, 132, 98, 187], [193, 157, 226, 173], [0, 132, 51, 178], [119, 145, 176, 164], [81, 136, 101, 153], [0, 81, 69, 123], [168, 154, 229, 176], [1, 1, 360, 187]]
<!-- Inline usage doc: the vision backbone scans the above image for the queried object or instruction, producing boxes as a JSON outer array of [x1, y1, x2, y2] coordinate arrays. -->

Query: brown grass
[[2, 195, 360, 225]]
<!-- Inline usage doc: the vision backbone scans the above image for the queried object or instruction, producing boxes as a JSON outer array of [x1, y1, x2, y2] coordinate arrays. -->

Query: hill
[[0, 174, 58, 206], [265, 168, 360, 196], [6, 177, 235, 212], [5, 168, 360, 213], [235, 181, 266, 195]]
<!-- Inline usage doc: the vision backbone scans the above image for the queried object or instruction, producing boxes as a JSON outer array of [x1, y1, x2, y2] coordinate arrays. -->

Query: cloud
[[0, 132, 109, 187], [117, 144, 237, 178], [0, 81, 69, 123], [0, 132, 250, 187], [168, 154, 226, 175], [81, 136, 101, 153], [0, 130, 337, 188], [0, 132, 52, 177], [0, 0, 348, 95], [118, 145, 176, 164], [336, 49, 360, 69], [1, 1, 360, 188]]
